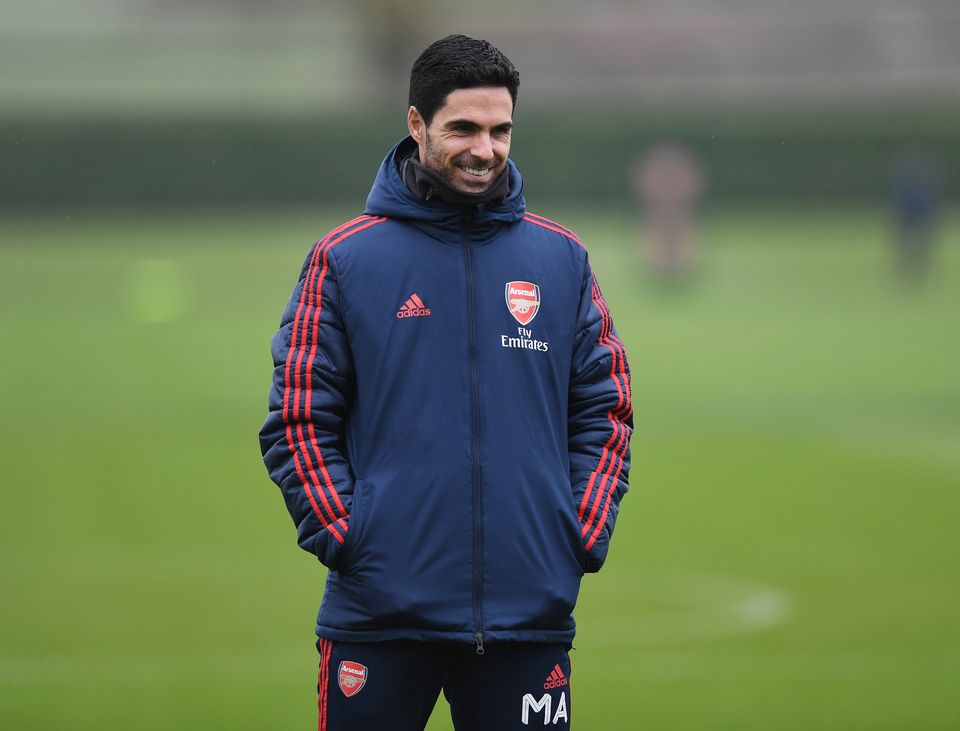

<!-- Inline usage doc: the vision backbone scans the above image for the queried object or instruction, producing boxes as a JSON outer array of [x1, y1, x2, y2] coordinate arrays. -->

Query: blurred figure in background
[[889, 148, 944, 286], [632, 141, 706, 286]]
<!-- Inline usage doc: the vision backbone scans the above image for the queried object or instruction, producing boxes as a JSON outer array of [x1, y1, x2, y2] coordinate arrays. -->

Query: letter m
[[521, 693, 552, 725]]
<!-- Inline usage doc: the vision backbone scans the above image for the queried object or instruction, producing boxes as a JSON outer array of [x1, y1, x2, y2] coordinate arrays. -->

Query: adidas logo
[[396, 293, 431, 319], [543, 664, 568, 690]]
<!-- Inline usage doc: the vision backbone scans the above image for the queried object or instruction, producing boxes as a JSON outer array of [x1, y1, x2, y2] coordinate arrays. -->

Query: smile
[[460, 165, 493, 176]]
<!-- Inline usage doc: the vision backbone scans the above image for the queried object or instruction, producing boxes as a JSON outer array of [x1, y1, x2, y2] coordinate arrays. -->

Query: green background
[[2, 206, 957, 729], [4, 2, 959, 726], [4, 109, 959, 210]]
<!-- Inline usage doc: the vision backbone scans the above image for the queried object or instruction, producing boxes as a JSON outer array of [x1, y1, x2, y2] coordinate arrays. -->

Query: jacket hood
[[364, 136, 526, 241]]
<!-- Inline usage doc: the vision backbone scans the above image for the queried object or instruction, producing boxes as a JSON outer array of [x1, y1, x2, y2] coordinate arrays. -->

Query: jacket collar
[[400, 145, 511, 207], [364, 136, 526, 244]]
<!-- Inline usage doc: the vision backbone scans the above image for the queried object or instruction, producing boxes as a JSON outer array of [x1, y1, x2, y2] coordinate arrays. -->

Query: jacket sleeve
[[569, 256, 633, 573], [259, 241, 356, 571]]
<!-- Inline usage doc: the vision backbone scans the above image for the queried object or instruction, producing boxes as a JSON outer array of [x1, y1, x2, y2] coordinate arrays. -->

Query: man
[[632, 141, 706, 284], [260, 34, 632, 731]]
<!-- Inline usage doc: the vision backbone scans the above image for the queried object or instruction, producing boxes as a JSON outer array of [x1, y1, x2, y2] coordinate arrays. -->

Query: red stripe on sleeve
[[302, 216, 387, 420], [577, 281, 625, 523], [299, 217, 387, 533], [579, 278, 632, 550], [288, 429, 345, 544], [280, 215, 386, 542], [523, 213, 585, 246], [293, 216, 378, 421], [307, 422, 348, 519], [296, 422, 347, 530]]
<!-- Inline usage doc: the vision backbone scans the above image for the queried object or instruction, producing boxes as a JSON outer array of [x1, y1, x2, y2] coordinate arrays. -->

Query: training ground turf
[[2, 206, 958, 730]]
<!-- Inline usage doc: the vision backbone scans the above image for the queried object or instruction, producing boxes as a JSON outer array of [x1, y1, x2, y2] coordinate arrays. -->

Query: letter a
[[552, 692, 568, 724]]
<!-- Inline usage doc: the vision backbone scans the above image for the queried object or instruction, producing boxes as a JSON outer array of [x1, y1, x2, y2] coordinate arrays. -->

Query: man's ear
[[407, 106, 425, 144]]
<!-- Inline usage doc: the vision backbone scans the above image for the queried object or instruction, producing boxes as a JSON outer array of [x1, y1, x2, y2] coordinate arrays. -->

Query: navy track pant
[[316, 639, 572, 730]]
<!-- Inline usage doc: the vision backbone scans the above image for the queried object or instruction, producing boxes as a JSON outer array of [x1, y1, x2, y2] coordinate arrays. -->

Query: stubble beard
[[421, 132, 504, 195]]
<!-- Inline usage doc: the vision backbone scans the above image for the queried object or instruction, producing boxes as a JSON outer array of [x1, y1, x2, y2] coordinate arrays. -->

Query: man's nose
[[470, 134, 494, 161]]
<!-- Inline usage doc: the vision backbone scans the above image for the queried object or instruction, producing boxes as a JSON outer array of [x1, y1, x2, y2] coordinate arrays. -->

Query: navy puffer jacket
[[260, 137, 632, 646]]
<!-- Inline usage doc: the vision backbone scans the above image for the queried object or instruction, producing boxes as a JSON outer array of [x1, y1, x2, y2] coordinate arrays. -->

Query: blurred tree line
[[3, 0, 957, 211], [3, 108, 957, 210]]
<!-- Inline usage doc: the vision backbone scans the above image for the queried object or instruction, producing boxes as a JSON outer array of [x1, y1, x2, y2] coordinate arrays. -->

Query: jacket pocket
[[563, 498, 588, 576], [337, 479, 371, 575]]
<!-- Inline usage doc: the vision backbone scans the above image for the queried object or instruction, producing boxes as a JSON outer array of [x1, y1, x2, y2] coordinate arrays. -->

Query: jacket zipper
[[461, 206, 485, 655]]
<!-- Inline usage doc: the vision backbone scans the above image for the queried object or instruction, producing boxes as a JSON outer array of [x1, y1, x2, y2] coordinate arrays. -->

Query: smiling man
[[260, 35, 633, 731], [408, 85, 513, 194]]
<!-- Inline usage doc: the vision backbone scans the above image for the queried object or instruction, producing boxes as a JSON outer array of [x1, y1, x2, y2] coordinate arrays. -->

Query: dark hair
[[409, 34, 519, 125]]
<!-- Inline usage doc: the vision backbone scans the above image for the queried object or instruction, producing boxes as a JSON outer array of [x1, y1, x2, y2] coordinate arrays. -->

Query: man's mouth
[[460, 164, 494, 177]]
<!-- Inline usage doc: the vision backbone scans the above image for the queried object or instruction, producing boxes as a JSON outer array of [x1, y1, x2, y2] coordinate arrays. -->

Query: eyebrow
[[445, 119, 514, 132]]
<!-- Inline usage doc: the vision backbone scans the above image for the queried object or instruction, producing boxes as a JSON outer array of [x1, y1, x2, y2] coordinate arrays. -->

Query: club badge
[[505, 280, 541, 325], [338, 660, 367, 698]]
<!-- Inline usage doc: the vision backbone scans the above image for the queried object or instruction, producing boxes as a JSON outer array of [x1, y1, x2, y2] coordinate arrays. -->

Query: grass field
[[1, 206, 958, 730]]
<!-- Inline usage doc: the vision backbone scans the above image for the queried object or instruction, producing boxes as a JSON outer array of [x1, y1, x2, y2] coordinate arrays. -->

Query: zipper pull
[[475, 632, 485, 655]]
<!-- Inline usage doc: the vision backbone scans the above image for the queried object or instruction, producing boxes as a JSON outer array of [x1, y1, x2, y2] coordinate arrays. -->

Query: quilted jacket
[[259, 137, 633, 647]]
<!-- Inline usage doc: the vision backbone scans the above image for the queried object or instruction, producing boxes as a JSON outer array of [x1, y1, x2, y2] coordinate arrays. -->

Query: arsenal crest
[[505, 280, 541, 325], [338, 660, 368, 698]]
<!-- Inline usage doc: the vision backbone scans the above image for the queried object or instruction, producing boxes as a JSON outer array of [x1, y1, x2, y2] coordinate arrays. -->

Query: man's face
[[407, 86, 514, 195]]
